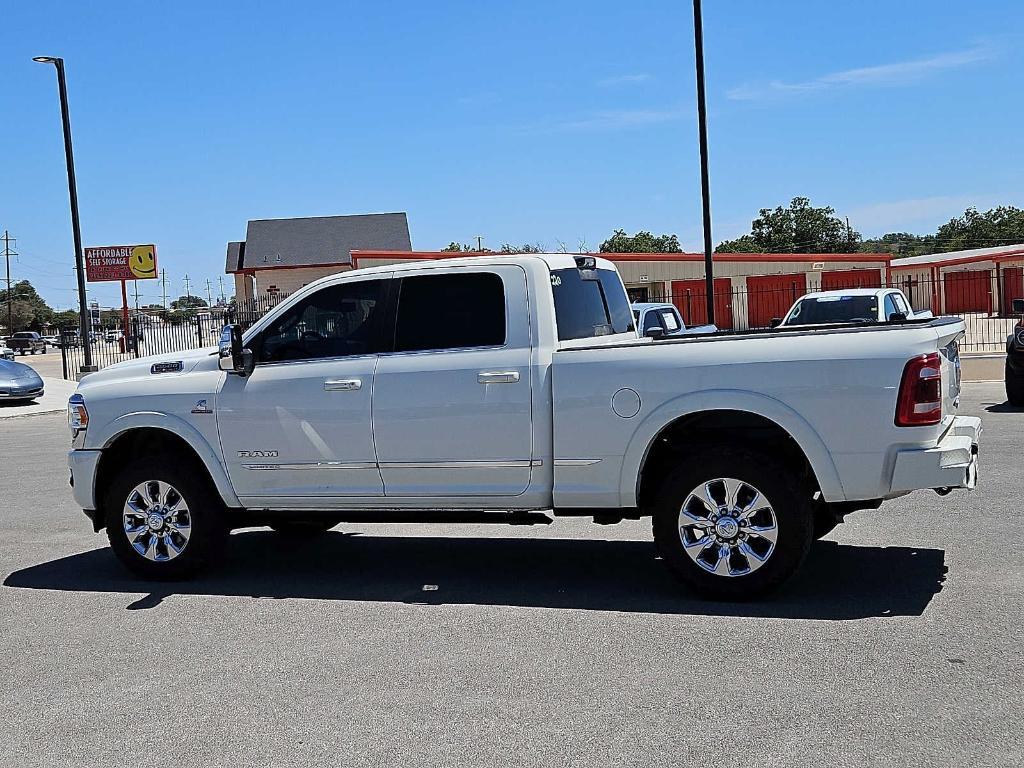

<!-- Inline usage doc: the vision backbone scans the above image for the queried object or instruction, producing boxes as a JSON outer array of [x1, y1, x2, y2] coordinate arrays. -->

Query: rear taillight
[[895, 352, 942, 426]]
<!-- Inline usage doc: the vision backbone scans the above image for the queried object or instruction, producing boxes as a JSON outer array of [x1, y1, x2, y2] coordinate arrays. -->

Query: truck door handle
[[478, 371, 520, 384], [324, 378, 362, 391]]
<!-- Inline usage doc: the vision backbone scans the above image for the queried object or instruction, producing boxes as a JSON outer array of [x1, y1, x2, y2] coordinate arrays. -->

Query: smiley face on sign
[[129, 245, 157, 279]]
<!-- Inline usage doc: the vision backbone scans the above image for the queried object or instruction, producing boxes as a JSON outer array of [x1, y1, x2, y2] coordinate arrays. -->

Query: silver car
[[0, 358, 44, 402]]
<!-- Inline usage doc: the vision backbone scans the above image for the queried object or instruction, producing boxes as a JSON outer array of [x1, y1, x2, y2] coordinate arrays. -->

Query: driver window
[[883, 293, 899, 319], [256, 279, 386, 363], [642, 311, 663, 334]]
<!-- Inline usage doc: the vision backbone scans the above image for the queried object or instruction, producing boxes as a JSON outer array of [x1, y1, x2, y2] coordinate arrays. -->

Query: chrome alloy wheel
[[123, 480, 192, 562], [678, 477, 779, 577]]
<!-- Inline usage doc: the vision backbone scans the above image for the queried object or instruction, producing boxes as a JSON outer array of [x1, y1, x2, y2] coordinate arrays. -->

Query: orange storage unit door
[[943, 270, 991, 314], [820, 268, 882, 291], [746, 273, 808, 328], [669, 278, 733, 329], [1002, 267, 1023, 316]]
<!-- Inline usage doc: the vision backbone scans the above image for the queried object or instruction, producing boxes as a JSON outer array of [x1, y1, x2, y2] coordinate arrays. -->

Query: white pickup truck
[[67, 254, 980, 599], [780, 288, 933, 327]]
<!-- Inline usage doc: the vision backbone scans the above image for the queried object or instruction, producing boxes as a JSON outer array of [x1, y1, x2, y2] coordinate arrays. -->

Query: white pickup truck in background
[[66, 254, 980, 599], [632, 302, 717, 339], [779, 287, 933, 327]]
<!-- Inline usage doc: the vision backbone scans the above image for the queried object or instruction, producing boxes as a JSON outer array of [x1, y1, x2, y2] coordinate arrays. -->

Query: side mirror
[[888, 311, 907, 322], [769, 317, 783, 328], [219, 324, 255, 376], [1013, 298, 1024, 315], [644, 326, 666, 339]]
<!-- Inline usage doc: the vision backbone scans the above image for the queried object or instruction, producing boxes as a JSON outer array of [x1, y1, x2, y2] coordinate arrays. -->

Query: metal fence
[[59, 292, 291, 379], [629, 271, 1019, 353]]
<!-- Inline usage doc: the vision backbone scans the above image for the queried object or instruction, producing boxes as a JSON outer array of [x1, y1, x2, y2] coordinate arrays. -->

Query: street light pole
[[33, 55, 94, 371], [691, 0, 715, 326]]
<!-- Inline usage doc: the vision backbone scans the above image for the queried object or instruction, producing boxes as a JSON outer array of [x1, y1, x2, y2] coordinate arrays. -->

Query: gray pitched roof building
[[226, 212, 411, 274], [225, 212, 412, 301]]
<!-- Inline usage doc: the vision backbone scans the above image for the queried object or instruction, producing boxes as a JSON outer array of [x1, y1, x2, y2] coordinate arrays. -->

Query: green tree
[[858, 232, 937, 258], [499, 243, 544, 254], [52, 309, 81, 329], [441, 242, 465, 252], [716, 197, 860, 253], [599, 229, 682, 253], [933, 206, 1024, 251], [714, 234, 760, 253], [170, 295, 208, 310], [0, 280, 54, 331]]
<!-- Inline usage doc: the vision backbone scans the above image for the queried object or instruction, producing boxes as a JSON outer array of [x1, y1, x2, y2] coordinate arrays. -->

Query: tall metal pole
[[35, 56, 94, 370], [692, 0, 715, 325], [2, 230, 13, 335]]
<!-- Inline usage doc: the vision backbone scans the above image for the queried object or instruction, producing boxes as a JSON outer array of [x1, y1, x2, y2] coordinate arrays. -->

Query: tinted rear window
[[787, 296, 878, 324], [551, 268, 635, 341], [394, 272, 506, 352]]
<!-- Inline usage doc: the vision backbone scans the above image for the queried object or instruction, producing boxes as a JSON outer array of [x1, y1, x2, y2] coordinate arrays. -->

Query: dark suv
[[1006, 299, 1024, 404]]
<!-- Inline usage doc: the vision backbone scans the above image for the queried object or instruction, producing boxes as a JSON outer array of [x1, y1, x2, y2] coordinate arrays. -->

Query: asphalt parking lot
[[0, 381, 1020, 768]]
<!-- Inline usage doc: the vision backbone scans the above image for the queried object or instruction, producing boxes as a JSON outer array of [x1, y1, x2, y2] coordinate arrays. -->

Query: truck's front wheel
[[652, 449, 813, 600], [104, 454, 227, 579]]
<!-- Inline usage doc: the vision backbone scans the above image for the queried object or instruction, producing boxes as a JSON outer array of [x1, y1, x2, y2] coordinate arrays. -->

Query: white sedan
[[780, 288, 932, 327]]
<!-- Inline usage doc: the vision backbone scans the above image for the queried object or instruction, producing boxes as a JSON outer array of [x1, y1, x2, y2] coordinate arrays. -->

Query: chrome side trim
[[553, 459, 603, 467], [380, 459, 542, 469], [242, 459, 542, 471], [243, 461, 378, 471]]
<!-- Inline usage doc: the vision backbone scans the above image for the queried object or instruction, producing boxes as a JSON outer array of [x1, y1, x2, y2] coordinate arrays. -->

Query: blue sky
[[1, 0, 1022, 309]]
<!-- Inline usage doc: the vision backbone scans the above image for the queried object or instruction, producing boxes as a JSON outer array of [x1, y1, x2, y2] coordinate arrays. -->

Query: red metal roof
[[889, 244, 1024, 271]]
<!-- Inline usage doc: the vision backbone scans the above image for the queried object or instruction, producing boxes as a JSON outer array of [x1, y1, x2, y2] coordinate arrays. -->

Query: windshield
[[785, 295, 878, 324]]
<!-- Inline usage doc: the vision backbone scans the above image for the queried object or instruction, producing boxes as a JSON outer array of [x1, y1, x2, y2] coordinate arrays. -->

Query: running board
[[230, 510, 555, 527]]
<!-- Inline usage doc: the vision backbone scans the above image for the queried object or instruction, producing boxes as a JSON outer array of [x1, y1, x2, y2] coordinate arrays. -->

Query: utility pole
[[131, 280, 141, 310], [205, 278, 213, 307], [33, 56, 94, 371], [218, 275, 226, 305], [182, 274, 192, 303], [475, 235, 483, 252], [692, 0, 715, 325], [2, 231, 16, 335], [160, 268, 168, 310]]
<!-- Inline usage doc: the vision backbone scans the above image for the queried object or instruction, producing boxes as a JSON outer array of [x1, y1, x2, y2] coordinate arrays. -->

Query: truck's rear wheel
[[104, 454, 227, 579], [652, 449, 813, 600], [1005, 361, 1024, 406]]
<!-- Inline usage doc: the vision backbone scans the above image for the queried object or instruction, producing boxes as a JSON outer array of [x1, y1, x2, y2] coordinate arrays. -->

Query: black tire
[[1006, 361, 1024, 406], [652, 448, 814, 600], [269, 520, 339, 536], [41, 346, 46, 354], [104, 453, 228, 579]]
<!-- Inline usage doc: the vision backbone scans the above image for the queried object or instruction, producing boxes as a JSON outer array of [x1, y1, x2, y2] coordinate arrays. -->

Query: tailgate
[[935, 320, 965, 420]]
